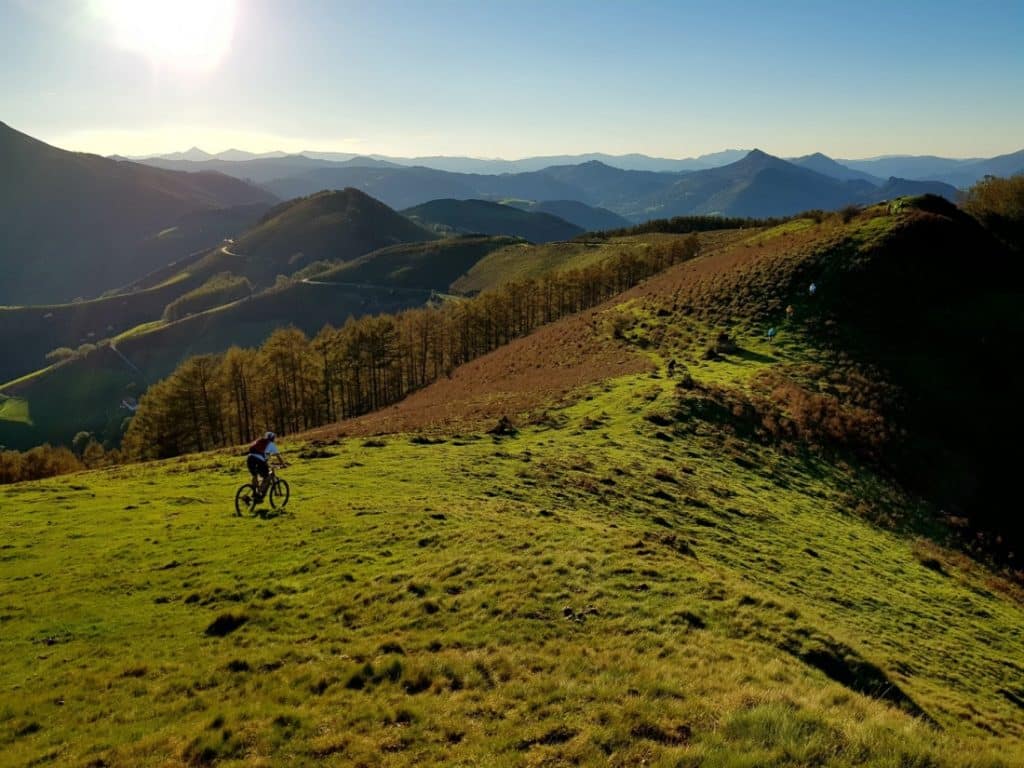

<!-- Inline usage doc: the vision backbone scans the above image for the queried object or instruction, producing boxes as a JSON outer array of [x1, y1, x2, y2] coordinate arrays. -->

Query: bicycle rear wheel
[[269, 478, 290, 509], [235, 483, 258, 516]]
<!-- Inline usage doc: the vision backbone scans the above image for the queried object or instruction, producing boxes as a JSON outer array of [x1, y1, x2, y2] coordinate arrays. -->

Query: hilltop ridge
[[0, 122, 276, 304]]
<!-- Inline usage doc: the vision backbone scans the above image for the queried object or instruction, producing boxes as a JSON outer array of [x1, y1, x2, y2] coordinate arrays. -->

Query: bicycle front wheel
[[269, 478, 290, 509], [235, 483, 257, 516]]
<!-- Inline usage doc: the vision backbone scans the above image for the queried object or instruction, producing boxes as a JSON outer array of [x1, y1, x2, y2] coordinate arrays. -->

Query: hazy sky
[[2, 0, 1022, 159]]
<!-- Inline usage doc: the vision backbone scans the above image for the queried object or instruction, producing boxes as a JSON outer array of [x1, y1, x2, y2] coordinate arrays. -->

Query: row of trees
[[0, 433, 117, 484], [123, 234, 701, 459], [963, 173, 1024, 251]]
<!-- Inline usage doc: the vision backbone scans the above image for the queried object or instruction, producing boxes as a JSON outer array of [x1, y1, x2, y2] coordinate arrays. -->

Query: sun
[[97, 0, 239, 74]]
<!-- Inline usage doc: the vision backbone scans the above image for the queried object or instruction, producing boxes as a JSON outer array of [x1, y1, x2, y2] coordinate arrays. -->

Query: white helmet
[[265, 431, 276, 440]]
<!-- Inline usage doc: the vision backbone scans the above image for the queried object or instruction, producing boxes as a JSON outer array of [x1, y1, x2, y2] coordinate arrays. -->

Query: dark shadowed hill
[[873, 177, 960, 200], [189, 188, 439, 286], [122, 203, 271, 283], [312, 235, 523, 291], [0, 122, 276, 304], [402, 199, 583, 242], [0, 190, 435, 388], [503, 199, 632, 231], [791, 153, 883, 185]]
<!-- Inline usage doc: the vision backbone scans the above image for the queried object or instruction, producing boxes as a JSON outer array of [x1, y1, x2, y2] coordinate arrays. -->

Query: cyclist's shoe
[[241, 494, 251, 504]]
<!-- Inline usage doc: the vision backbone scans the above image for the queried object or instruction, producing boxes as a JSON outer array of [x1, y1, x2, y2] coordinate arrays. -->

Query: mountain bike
[[234, 467, 290, 515]]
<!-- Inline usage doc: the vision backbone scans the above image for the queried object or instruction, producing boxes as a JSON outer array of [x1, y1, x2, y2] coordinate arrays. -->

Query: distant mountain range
[[131, 149, 753, 174], [626, 150, 961, 220], [0, 121, 275, 304], [134, 145, 1024, 187], [839, 150, 1024, 189], [4, 120, 1022, 308], [182, 149, 957, 221]]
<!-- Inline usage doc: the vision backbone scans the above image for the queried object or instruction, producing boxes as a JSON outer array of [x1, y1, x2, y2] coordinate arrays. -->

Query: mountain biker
[[247, 431, 286, 501]]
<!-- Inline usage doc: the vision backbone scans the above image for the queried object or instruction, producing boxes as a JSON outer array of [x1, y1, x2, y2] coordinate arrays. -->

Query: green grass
[[113, 319, 168, 342], [0, 394, 31, 425], [453, 234, 685, 294], [0, 363, 58, 391], [315, 235, 521, 292], [741, 217, 818, 244], [2, 364, 1022, 766], [3, 200, 1022, 764]]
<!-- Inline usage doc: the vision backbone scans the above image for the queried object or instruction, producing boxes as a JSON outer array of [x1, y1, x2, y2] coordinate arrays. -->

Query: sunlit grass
[[2, 366, 1022, 765]]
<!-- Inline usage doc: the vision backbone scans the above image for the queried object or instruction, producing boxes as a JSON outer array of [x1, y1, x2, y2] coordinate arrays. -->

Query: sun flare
[[97, 0, 238, 74]]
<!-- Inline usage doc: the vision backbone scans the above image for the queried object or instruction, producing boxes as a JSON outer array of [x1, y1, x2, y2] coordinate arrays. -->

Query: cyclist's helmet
[[265, 431, 276, 440]]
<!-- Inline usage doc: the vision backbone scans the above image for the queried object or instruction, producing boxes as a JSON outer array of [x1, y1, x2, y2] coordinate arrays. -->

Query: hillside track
[[305, 227, 782, 439]]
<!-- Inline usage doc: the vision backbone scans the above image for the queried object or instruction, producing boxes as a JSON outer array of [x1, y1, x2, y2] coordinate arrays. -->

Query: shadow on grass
[[254, 506, 290, 520], [731, 347, 777, 363]]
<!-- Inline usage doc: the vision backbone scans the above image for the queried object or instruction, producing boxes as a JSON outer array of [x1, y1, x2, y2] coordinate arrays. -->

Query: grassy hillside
[[0, 227, 728, 450], [403, 199, 584, 242], [0, 189, 453, 434], [2, 200, 1024, 764], [0, 213, 266, 386], [0, 272, 212, 384], [126, 203, 271, 281], [452, 231, 749, 295], [162, 273, 254, 321], [191, 189, 439, 286], [314, 235, 523, 291], [0, 122, 275, 304]]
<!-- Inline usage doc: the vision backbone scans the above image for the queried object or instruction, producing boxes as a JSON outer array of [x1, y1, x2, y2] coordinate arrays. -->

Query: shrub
[[44, 347, 75, 363], [839, 204, 861, 223], [963, 174, 1024, 251], [0, 444, 84, 485]]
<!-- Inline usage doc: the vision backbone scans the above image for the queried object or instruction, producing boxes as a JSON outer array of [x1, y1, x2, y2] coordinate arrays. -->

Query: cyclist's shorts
[[247, 454, 270, 477]]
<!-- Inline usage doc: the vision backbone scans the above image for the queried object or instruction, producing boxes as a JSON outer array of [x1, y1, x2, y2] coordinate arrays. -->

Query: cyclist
[[247, 431, 286, 501]]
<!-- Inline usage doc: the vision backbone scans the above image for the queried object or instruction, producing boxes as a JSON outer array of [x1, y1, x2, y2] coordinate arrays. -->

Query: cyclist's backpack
[[248, 437, 271, 455]]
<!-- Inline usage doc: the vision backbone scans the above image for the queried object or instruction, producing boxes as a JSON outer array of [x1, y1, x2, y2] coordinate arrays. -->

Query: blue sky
[[1, 0, 1022, 159]]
